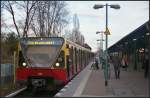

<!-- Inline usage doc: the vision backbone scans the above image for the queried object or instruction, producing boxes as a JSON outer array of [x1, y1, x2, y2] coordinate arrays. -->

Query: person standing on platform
[[124, 55, 128, 71], [95, 58, 99, 70], [108, 55, 113, 80], [101, 57, 105, 70], [112, 55, 121, 79], [121, 55, 128, 71], [144, 49, 149, 78]]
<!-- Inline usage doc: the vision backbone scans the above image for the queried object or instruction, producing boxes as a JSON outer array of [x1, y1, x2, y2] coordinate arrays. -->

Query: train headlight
[[55, 63, 60, 67], [22, 62, 27, 67]]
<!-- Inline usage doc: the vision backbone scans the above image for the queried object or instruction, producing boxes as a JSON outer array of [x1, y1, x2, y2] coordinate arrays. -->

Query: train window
[[53, 51, 65, 69], [66, 44, 69, 48], [58, 57, 63, 62], [23, 45, 62, 67], [18, 51, 27, 67]]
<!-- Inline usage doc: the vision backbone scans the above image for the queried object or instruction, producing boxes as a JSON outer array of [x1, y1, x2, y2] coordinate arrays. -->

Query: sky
[[2, 1, 149, 52], [64, 1, 149, 52]]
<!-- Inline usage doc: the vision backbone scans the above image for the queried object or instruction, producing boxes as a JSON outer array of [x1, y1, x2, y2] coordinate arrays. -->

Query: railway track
[[5, 87, 27, 97], [4, 86, 62, 97]]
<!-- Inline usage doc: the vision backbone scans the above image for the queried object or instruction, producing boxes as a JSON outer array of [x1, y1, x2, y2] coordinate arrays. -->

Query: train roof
[[18, 37, 93, 53], [65, 39, 92, 53]]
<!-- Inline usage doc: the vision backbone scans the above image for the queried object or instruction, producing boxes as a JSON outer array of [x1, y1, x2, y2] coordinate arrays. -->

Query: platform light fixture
[[133, 38, 137, 41]]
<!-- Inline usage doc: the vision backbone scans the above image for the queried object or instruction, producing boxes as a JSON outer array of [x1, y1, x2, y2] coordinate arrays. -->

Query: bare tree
[[70, 14, 85, 45], [31, 1, 69, 37], [3, 1, 20, 37], [19, 1, 37, 37], [50, 1, 69, 36], [2, 1, 69, 38], [3, 1, 37, 38], [1, 3, 5, 30]]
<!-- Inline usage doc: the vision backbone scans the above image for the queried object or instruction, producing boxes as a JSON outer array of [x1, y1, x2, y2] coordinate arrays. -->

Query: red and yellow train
[[15, 37, 94, 89]]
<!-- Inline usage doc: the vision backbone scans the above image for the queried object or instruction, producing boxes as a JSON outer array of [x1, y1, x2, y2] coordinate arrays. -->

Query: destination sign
[[20, 37, 64, 46], [28, 41, 55, 45]]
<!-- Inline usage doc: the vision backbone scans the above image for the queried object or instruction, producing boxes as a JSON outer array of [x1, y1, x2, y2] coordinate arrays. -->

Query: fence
[[1, 64, 14, 88]]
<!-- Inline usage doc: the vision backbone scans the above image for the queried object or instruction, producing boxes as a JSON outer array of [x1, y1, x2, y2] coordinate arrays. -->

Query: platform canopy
[[108, 20, 149, 53]]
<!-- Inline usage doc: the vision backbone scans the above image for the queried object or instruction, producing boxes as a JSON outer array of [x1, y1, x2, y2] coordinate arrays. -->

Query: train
[[15, 37, 94, 90]]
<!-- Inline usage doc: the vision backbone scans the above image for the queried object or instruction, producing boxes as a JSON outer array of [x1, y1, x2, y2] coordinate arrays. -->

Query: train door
[[77, 49, 80, 73], [85, 52, 87, 67], [73, 48, 76, 75], [79, 49, 81, 71], [75, 48, 77, 74], [88, 52, 90, 64], [67, 46, 74, 79], [84, 51, 87, 67], [66, 44, 70, 79], [80, 50, 83, 70], [82, 51, 85, 68], [87, 52, 89, 64]]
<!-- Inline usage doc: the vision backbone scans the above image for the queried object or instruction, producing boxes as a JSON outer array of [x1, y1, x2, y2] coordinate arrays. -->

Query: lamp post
[[93, 3, 120, 86]]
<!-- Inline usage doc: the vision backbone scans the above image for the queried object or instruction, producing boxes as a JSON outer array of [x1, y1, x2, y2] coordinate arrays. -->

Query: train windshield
[[20, 37, 64, 67]]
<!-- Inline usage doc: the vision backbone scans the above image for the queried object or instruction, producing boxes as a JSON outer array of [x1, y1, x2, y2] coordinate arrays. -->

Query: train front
[[16, 37, 67, 89]]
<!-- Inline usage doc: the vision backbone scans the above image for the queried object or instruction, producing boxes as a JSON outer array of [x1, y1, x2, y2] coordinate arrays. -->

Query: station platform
[[55, 61, 149, 97]]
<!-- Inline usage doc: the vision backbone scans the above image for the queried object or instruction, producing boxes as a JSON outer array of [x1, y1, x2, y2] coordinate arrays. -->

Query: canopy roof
[[108, 20, 149, 53]]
